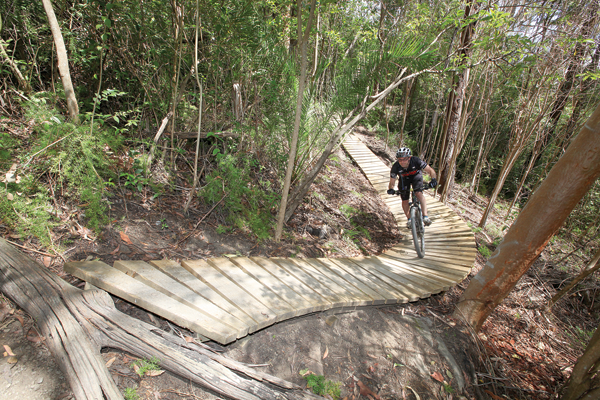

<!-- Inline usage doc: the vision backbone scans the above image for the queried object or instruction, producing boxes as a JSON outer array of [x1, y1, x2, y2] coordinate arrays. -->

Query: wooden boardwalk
[[65, 134, 476, 344]]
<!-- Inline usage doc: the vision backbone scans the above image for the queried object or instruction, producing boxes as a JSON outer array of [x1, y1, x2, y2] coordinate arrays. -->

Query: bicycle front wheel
[[410, 206, 425, 258]]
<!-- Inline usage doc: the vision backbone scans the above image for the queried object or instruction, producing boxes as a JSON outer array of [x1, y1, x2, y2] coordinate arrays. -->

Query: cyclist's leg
[[399, 177, 411, 219], [412, 174, 427, 217], [415, 191, 428, 217]]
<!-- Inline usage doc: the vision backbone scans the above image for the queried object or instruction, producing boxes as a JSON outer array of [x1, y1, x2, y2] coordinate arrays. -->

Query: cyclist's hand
[[387, 189, 396, 195], [429, 178, 438, 188]]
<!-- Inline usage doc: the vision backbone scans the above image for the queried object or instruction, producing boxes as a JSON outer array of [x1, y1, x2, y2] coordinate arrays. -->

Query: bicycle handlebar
[[392, 183, 436, 195]]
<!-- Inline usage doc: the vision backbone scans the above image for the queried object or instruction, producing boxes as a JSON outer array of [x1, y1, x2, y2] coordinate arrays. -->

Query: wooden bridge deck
[[65, 134, 476, 344]]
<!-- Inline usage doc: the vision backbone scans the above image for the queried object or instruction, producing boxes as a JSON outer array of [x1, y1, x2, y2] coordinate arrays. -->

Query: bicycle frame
[[398, 186, 431, 258]]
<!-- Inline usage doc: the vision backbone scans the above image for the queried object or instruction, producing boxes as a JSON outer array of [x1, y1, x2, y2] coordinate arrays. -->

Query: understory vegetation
[[1, 0, 600, 398]]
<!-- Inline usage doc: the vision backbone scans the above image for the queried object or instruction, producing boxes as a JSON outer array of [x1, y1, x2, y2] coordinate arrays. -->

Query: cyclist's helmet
[[396, 147, 411, 158]]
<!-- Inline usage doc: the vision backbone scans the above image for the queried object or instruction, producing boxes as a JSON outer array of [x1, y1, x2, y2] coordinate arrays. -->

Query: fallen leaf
[[105, 356, 117, 368], [484, 390, 505, 400], [367, 354, 378, 359], [7, 193, 13, 201], [43, 256, 52, 268], [430, 371, 444, 383], [357, 380, 380, 399], [110, 245, 121, 255], [26, 328, 44, 343], [323, 346, 329, 360], [145, 369, 165, 377], [184, 336, 195, 343], [119, 231, 133, 245], [7, 356, 18, 364], [15, 314, 24, 327], [3, 345, 16, 356]]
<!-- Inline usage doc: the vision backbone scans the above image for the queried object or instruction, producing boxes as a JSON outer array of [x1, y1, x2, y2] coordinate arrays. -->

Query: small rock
[[38, 377, 44, 384], [325, 315, 338, 327]]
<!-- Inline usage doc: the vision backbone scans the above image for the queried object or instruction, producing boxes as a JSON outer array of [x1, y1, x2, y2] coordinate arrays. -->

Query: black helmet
[[396, 147, 411, 158]]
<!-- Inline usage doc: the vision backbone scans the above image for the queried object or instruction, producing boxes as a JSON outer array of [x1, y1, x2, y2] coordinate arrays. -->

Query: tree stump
[[0, 239, 319, 400]]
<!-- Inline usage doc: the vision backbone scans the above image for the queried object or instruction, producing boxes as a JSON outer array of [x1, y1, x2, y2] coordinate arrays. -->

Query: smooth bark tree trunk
[[454, 102, 600, 331], [0, 238, 320, 400], [275, 0, 317, 241], [41, 0, 79, 123], [560, 323, 600, 399]]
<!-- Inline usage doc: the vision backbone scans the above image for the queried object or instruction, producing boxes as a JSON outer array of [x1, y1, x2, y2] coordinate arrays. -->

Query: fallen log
[[0, 238, 320, 400]]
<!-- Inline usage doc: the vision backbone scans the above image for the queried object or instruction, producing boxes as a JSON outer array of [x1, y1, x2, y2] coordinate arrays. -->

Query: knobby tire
[[410, 206, 425, 258]]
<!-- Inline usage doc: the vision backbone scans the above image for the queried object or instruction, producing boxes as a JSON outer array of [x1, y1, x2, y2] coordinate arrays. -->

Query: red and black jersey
[[390, 156, 428, 179]]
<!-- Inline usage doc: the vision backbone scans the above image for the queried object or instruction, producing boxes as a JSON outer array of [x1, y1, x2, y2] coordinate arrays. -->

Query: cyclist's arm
[[423, 165, 437, 180], [388, 176, 397, 190]]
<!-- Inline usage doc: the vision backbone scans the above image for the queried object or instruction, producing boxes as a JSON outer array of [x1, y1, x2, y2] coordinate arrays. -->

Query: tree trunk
[[275, 0, 317, 241], [0, 37, 31, 92], [437, 0, 479, 201], [560, 323, 600, 400], [41, 0, 79, 123], [454, 102, 600, 331], [0, 239, 320, 400], [549, 247, 600, 309]]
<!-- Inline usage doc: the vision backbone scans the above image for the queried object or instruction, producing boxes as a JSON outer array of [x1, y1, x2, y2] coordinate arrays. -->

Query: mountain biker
[[387, 147, 438, 228]]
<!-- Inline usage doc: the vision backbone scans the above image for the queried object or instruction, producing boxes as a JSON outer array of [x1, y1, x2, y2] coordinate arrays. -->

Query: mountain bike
[[397, 185, 433, 258]]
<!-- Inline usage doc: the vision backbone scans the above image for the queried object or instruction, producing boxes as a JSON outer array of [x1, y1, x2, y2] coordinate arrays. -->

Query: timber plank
[[294, 258, 375, 306], [373, 257, 455, 291], [207, 257, 297, 322], [271, 257, 350, 309], [149, 259, 256, 326], [182, 259, 275, 332], [64, 260, 237, 343], [381, 255, 465, 282], [324, 258, 408, 304], [249, 256, 331, 312], [349, 257, 429, 300], [229, 257, 313, 317], [113, 260, 249, 336]]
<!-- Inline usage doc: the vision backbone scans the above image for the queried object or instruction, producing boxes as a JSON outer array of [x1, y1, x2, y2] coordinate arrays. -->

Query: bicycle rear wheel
[[410, 207, 425, 258]]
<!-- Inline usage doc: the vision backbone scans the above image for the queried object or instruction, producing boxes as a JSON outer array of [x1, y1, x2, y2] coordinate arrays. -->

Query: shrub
[[201, 153, 278, 240]]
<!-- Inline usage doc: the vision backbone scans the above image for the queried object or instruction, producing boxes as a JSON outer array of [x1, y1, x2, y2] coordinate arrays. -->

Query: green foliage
[[21, 95, 121, 233], [443, 383, 455, 394], [339, 204, 358, 219], [123, 387, 139, 400], [478, 245, 492, 258], [300, 370, 341, 399], [131, 356, 161, 377], [201, 154, 278, 240], [0, 130, 17, 167], [0, 186, 56, 248]]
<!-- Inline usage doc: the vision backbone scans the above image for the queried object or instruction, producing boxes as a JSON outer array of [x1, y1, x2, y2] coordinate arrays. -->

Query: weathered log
[[0, 238, 320, 400]]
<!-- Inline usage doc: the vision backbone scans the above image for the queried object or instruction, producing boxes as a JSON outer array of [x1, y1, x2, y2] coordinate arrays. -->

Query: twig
[[177, 193, 228, 245], [22, 131, 75, 168], [5, 239, 56, 257], [161, 389, 205, 399]]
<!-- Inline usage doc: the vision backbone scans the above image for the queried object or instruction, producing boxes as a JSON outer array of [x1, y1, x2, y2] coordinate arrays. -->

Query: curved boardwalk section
[[65, 134, 476, 344]]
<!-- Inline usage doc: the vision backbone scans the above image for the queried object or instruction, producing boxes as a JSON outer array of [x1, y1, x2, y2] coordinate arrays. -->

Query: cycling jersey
[[390, 156, 428, 201], [390, 157, 428, 179]]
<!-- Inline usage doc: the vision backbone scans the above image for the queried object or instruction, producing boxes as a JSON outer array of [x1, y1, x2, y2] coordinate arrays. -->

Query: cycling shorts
[[398, 173, 424, 201]]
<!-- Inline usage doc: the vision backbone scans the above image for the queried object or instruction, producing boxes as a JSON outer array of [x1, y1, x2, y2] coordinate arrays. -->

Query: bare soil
[[1, 130, 598, 400]]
